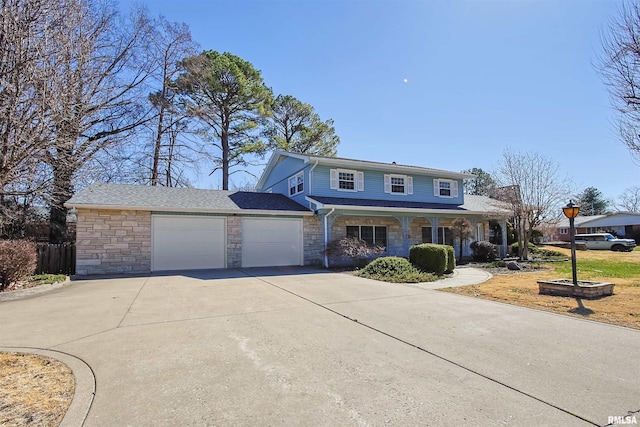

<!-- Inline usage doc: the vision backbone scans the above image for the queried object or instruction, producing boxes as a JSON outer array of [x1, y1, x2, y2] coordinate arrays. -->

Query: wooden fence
[[36, 244, 76, 275]]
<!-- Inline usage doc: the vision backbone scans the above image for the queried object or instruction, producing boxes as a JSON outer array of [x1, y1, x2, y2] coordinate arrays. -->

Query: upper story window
[[330, 169, 364, 192], [339, 171, 356, 190], [384, 174, 413, 195], [288, 172, 304, 196], [433, 179, 458, 198], [559, 228, 568, 235]]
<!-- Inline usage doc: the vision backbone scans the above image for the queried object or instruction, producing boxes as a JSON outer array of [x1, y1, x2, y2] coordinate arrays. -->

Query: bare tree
[[494, 149, 573, 259], [0, 0, 53, 197], [599, 0, 640, 161], [38, 0, 154, 242], [616, 185, 640, 212], [146, 16, 199, 186], [450, 218, 473, 261]]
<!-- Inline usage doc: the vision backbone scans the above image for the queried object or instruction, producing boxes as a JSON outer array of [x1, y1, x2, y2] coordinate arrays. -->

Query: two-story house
[[66, 151, 509, 275], [257, 151, 509, 267]]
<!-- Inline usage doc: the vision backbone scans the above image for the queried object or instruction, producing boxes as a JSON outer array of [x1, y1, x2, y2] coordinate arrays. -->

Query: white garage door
[[152, 215, 226, 271], [242, 218, 303, 268]]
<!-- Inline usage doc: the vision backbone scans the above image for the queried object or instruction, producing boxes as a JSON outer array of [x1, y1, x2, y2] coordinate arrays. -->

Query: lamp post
[[562, 200, 580, 292]]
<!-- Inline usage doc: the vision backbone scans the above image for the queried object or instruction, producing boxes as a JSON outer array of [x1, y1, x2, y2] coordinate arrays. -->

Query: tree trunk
[[221, 122, 229, 190], [49, 161, 73, 244], [151, 103, 165, 186]]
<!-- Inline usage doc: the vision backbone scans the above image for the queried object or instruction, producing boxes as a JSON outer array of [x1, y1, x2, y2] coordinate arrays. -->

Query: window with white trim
[[559, 228, 568, 235], [288, 172, 304, 196], [384, 174, 413, 195], [433, 179, 458, 198], [330, 169, 364, 191], [346, 225, 387, 247], [339, 170, 356, 190]]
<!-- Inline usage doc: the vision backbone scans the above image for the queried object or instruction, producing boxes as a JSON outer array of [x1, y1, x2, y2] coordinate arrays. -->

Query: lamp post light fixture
[[562, 200, 580, 291]]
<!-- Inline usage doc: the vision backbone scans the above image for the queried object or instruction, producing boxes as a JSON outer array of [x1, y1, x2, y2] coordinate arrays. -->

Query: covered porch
[[307, 196, 510, 268]]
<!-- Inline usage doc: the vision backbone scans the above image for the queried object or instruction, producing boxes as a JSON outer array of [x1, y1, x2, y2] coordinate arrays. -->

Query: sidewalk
[[416, 265, 493, 290]]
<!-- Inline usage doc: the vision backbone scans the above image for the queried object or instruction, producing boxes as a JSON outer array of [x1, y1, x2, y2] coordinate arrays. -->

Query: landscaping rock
[[507, 261, 521, 271]]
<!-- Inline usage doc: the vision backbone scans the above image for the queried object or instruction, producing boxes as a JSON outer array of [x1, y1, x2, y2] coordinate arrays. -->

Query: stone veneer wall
[[227, 216, 242, 268], [303, 216, 323, 266], [331, 216, 403, 256], [76, 209, 151, 275]]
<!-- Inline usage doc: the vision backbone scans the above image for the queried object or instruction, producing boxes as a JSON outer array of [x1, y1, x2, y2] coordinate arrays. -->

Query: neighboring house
[[66, 151, 510, 275], [548, 212, 640, 243]]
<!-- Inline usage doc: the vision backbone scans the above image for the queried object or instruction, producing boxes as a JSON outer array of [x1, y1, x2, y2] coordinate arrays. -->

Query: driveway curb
[[0, 346, 95, 427], [0, 277, 71, 302]]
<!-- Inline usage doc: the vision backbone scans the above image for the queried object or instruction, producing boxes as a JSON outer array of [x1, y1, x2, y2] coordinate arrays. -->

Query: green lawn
[[552, 259, 639, 281]]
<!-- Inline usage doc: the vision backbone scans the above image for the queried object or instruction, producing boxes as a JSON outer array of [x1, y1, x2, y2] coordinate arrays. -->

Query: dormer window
[[434, 179, 458, 198], [384, 174, 413, 195], [288, 172, 304, 196]]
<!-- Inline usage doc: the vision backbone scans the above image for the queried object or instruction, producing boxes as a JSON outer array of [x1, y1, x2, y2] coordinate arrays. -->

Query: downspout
[[323, 208, 335, 268], [308, 160, 319, 209]]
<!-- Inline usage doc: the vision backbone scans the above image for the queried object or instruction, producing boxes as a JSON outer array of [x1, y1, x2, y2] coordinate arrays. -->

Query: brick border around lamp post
[[562, 200, 580, 294]]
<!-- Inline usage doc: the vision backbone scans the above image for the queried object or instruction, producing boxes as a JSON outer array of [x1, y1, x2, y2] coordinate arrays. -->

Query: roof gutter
[[305, 200, 506, 217], [308, 160, 319, 209]]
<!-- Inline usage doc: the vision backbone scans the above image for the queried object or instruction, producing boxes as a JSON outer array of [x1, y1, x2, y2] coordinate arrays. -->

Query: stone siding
[[409, 218, 432, 247], [303, 216, 323, 266], [331, 216, 403, 255], [227, 216, 242, 268], [76, 209, 151, 275]]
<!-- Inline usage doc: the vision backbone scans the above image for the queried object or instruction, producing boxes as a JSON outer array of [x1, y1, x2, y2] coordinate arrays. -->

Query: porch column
[[394, 216, 411, 257], [429, 217, 440, 243], [323, 210, 337, 268], [500, 219, 508, 258]]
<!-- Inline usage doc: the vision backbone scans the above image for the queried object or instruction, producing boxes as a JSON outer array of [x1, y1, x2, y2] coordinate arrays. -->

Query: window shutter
[[452, 181, 458, 197], [330, 169, 338, 189], [384, 174, 391, 193], [357, 171, 364, 191], [407, 177, 413, 195], [433, 179, 440, 196]]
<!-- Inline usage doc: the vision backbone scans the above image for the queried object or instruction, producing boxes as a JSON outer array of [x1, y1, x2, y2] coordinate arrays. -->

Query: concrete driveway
[[1, 268, 638, 426]]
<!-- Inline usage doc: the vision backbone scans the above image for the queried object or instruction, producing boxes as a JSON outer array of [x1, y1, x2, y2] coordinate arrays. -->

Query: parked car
[[574, 233, 637, 252]]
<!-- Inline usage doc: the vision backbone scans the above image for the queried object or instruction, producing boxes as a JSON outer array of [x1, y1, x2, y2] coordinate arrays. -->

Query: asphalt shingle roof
[[65, 184, 311, 213]]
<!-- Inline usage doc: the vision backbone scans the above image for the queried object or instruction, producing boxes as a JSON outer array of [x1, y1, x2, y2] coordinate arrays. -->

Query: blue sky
[[130, 0, 638, 201]]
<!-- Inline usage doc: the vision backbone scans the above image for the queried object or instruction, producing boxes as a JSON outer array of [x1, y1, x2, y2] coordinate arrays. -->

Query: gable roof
[[554, 212, 640, 228], [306, 194, 510, 216], [65, 183, 312, 215], [256, 151, 476, 190]]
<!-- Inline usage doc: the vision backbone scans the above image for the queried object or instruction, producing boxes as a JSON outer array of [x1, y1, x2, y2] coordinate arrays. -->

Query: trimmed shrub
[[530, 248, 567, 260], [357, 256, 437, 283], [0, 240, 37, 290], [445, 245, 455, 273], [410, 244, 448, 275], [470, 241, 498, 262], [510, 242, 538, 256]]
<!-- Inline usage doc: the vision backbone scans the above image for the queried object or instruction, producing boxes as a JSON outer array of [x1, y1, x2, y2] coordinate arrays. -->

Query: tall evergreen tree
[[265, 95, 339, 156], [461, 167, 496, 196], [176, 51, 273, 189], [575, 187, 610, 216]]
